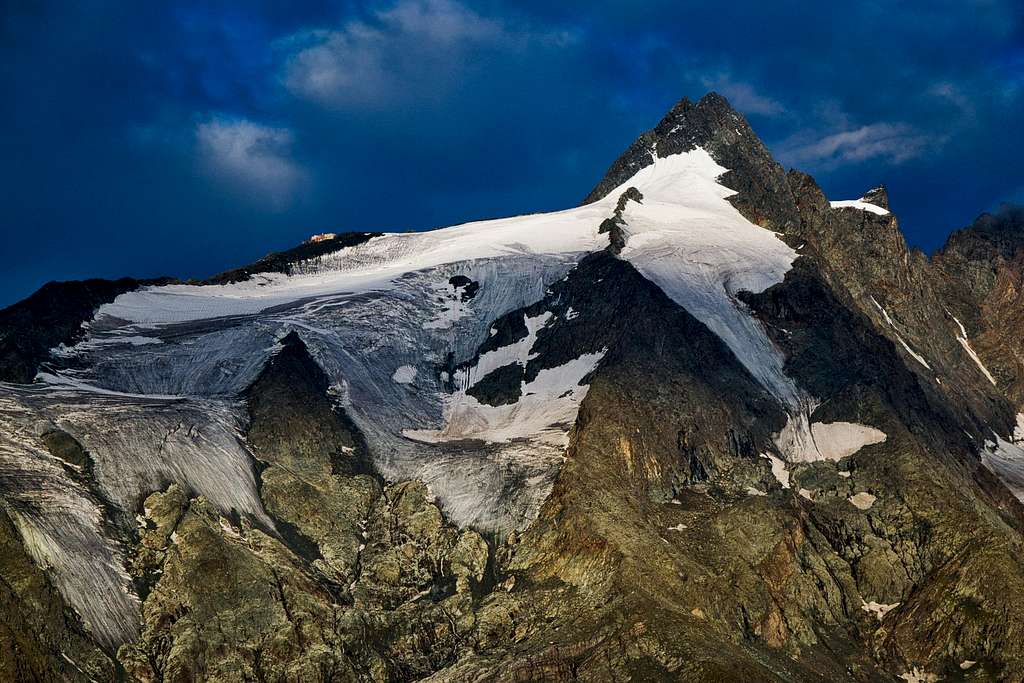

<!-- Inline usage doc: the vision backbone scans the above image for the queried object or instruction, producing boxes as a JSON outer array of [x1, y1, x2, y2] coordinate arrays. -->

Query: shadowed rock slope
[[0, 278, 172, 383]]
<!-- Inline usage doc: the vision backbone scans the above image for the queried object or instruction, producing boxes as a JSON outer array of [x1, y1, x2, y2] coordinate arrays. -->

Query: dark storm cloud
[[1, 0, 1021, 305]]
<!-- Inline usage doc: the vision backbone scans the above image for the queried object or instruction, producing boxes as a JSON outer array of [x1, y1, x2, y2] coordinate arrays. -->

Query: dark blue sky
[[2, 1, 1022, 306]]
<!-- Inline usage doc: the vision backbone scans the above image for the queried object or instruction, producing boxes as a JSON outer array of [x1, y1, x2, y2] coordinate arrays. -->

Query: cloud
[[927, 81, 978, 119], [278, 0, 576, 108], [195, 117, 303, 207], [776, 122, 939, 170]]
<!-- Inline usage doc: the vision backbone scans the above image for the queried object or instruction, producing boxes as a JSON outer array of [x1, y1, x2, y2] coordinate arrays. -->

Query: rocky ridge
[[1, 93, 1024, 682]]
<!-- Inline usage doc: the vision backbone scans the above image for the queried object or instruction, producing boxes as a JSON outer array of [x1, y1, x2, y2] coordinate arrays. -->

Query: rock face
[[583, 92, 799, 232], [117, 334, 494, 681], [0, 277, 171, 383], [934, 206, 1024, 406], [3, 92, 1024, 682], [204, 231, 380, 285]]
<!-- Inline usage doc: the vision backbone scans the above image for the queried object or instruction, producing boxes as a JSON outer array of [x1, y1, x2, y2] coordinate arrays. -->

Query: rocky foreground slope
[[2, 93, 1024, 682]]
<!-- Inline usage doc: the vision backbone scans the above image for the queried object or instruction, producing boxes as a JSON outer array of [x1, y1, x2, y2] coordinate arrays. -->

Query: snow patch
[[777, 419, 887, 463], [760, 452, 790, 488], [454, 312, 551, 391], [830, 199, 890, 215], [612, 148, 827, 465], [405, 350, 605, 446], [869, 297, 930, 370], [391, 365, 417, 384], [896, 337, 932, 370], [951, 315, 996, 385], [982, 433, 1024, 502], [899, 668, 938, 683], [422, 279, 473, 330], [849, 492, 877, 510], [812, 422, 887, 461], [861, 599, 899, 620], [746, 486, 767, 497], [616, 149, 803, 412]]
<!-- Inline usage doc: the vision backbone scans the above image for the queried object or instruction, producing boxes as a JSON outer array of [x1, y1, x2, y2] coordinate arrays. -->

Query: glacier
[[0, 146, 832, 647]]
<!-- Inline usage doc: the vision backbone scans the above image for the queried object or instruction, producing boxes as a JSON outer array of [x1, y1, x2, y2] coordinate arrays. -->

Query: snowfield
[[830, 198, 890, 215], [97, 203, 612, 326], [617, 150, 801, 407], [982, 416, 1024, 503]]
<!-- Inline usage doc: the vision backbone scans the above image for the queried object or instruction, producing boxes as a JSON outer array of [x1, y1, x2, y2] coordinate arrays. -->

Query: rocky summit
[[2, 93, 1024, 682]]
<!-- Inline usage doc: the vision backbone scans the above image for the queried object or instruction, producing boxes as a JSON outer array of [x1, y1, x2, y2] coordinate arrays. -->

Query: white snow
[[982, 434, 1024, 502], [861, 599, 899, 620], [761, 452, 790, 488], [830, 199, 890, 215], [667, 523, 687, 531], [422, 297, 468, 330], [978, 416, 1024, 502], [616, 149, 803, 411], [957, 337, 995, 385], [98, 204, 611, 327], [980, 415, 1024, 503], [391, 365, 418, 384], [869, 297, 931, 370], [454, 312, 551, 391], [777, 420, 887, 463], [897, 338, 931, 370], [871, 296, 896, 327], [798, 488, 815, 501], [0, 396, 140, 648], [951, 315, 996, 385], [422, 279, 474, 330], [745, 486, 767, 496], [610, 149, 833, 465], [837, 470, 851, 478], [849, 492, 877, 510], [960, 660, 976, 670], [812, 422, 887, 460], [405, 350, 605, 446], [899, 668, 938, 683], [53, 334, 163, 357], [59, 652, 99, 683], [564, 306, 579, 320]]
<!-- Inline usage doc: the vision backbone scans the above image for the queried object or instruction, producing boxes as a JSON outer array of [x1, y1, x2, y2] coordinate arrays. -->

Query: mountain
[[2, 92, 1024, 682]]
